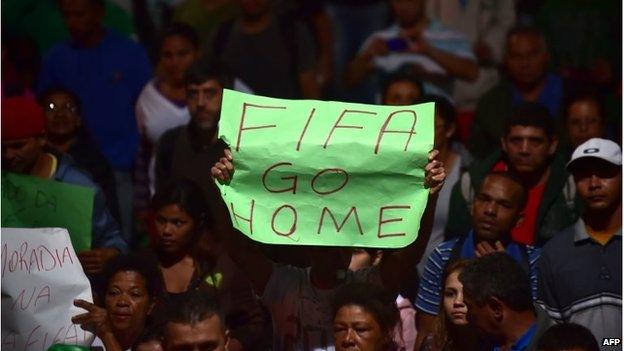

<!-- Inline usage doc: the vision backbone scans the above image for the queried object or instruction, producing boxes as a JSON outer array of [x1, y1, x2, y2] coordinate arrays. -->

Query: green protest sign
[[1, 172, 94, 252], [216, 89, 434, 248]]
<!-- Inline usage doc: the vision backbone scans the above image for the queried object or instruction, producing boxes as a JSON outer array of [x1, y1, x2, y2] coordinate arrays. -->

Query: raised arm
[[344, 37, 389, 89], [210, 150, 273, 295], [379, 150, 446, 293]]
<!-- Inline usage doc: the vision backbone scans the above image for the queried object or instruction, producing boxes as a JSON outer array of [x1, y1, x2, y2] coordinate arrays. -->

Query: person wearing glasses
[[2, 95, 127, 275]]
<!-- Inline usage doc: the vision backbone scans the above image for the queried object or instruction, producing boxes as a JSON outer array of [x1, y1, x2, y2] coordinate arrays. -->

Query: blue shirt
[[492, 323, 537, 351], [511, 73, 563, 118], [415, 231, 540, 315], [38, 29, 151, 171]]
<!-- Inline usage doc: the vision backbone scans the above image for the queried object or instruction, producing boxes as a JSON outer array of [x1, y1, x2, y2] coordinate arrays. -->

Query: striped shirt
[[537, 219, 621, 349], [415, 231, 541, 315]]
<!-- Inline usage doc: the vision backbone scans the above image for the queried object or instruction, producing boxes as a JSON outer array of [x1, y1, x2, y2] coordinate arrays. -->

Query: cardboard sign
[[217, 89, 434, 248], [2, 172, 94, 252], [1, 227, 95, 351]]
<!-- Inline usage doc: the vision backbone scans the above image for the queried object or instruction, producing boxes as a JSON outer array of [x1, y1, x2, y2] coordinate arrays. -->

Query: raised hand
[[424, 150, 446, 195], [211, 149, 234, 184]]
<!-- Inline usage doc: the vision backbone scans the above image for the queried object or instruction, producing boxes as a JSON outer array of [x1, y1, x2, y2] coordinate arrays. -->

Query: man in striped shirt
[[414, 170, 540, 349], [537, 138, 621, 349]]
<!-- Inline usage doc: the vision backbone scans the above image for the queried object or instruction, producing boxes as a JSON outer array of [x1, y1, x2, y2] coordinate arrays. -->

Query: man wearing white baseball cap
[[537, 138, 622, 349]]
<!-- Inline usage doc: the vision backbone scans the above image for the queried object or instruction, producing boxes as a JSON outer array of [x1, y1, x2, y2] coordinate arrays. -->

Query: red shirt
[[492, 161, 546, 245]]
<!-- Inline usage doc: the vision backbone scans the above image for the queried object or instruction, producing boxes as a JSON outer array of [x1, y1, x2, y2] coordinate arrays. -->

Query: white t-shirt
[[135, 80, 191, 145], [262, 264, 381, 351]]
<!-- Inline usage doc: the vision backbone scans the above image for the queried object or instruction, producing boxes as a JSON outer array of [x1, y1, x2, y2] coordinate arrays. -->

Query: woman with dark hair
[[39, 87, 120, 221], [133, 23, 200, 225], [332, 282, 401, 351], [136, 22, 199, 148], [72, 254, 161, 351], [148, 178, 269, 350], [149, 178, 215, 293], [420, 259, 478, 351]]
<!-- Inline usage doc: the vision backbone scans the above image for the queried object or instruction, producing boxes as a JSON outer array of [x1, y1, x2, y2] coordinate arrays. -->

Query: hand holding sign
[[424, 150, 446, 195]]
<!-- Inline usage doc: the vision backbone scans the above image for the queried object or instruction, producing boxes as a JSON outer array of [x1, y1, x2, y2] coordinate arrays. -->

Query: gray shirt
[[537, 218, 622, 349], [220, 15, 316, 99]]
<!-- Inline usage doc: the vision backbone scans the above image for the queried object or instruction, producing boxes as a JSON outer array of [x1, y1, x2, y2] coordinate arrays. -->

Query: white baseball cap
[[567, 138, 622, 171]]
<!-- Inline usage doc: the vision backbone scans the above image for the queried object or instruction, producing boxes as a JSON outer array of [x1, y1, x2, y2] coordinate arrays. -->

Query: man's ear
[[446, 122, 457, 139], [513, 211, 525, 229], [487, 296, 504, 321], [224, 329, 231, 349], [372, 250, 384, 266], [548, 136, 559, 156], [500, 137, 508, 154], [147, 298, 157, 315]]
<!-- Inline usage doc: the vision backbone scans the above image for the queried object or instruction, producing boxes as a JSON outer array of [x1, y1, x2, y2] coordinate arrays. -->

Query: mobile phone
[[386, 37, 408, 52]]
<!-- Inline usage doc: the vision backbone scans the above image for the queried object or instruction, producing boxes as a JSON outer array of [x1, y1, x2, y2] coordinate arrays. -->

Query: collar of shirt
[[573, 218, 622, 243], [460, 231, 526, 261], [492, 323, 537, 351]]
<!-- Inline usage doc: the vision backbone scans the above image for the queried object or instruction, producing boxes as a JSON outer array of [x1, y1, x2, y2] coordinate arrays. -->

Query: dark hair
[[458, 252, 533, 312], [504, 102, 555, 138], [131, 323, 164, 351], [481, 171, 528, 209], [99, 253, 162, 300], [381, 72, 424, 103], [163, 290, 224, 329], [537, 323, 599, 351], [332, 282, 400, 338], [158, 22, 200, 52], [563, 90, 606, 123], [185, 61, 233, 89], [418, 94, 456, 125], [38, 87, 82, 115], [151, 178, 213, 231]]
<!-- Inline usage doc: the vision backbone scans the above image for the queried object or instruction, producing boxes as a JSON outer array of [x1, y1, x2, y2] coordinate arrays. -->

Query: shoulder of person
[[478, 79, 514, 103], [42, 41, 73, 62], [54, 153, 99, 190], [158, 125, 186, 146], [137, 79, 157, 100], [540, 223, 577, 255]]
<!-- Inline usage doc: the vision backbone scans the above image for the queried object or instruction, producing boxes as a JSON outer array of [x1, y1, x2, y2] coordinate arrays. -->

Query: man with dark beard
[[154, 62, 230, 215]]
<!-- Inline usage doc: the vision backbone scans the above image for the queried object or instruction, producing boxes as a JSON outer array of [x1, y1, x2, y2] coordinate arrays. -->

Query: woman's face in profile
[[443, 271, 468, 326], [333, 304, 388, 351]]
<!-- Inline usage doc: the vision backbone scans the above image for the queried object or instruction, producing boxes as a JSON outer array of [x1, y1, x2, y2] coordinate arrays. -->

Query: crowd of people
[[1, 0, 622, 350]]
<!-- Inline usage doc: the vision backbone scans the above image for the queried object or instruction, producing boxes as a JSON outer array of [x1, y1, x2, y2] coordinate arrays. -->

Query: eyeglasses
[[44, 102, 78, 115]]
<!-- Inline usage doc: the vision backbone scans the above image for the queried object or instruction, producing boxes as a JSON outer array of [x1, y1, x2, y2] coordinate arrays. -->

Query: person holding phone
[[345, 0, 478, 102]]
